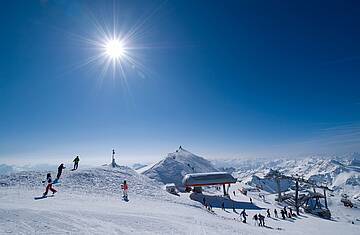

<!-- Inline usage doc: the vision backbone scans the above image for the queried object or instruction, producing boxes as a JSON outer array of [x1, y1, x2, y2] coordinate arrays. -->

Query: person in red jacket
[[121, 180, 128, 199]]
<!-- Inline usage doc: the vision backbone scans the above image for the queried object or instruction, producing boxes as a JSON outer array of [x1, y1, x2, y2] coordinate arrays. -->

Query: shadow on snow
[[190, 193, 263, 210]]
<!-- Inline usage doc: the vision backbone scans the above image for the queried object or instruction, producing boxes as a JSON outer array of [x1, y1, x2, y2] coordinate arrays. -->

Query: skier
[[266, 209, 271, 218], [42, 173, 57, 197], [232, 204, 237, 213], [274, 209, 278, 218], [73, 156, 80, 170], [56, 163, 66, 180], [258, 213, 265, 227], [203, 197, 206, 205], [221, 202, 225, 210], [249, 197, 253, 204], [283, 206, 288, 217], [121, 180, 129, 200], [253, 214, 258, 226], [233, 191, 235, 196], [240, 209, 248, 223], [280, 209, 286, 220]]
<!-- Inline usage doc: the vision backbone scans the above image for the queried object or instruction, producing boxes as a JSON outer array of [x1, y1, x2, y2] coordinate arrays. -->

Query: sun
[[105, 39, 125, 59]]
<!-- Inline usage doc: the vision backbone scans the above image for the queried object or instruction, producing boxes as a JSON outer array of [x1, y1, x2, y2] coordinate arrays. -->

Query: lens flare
[[63, 1, 168, 85], [105, 39, 125, 59]]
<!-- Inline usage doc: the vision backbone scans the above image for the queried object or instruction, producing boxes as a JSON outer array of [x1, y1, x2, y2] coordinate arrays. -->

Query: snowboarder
[[42, 173, 57, 197], [274, 209, 278, 218], [73, 156, 80, 170], [240, 209, 248, 223], [221, 202, 225, 210], [267, 209, 271, 218], [253, 214, 258, 226], [56, 163, 66, 180], [121, 180, 129, 200], [258, 213, 265, 227]]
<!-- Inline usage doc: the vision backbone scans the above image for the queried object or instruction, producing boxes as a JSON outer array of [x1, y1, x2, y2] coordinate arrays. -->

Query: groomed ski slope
[[0, 166, 359, 235]]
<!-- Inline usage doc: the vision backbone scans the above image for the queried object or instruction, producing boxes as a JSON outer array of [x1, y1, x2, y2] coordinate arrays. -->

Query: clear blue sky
[[1, 0, 360, 165]]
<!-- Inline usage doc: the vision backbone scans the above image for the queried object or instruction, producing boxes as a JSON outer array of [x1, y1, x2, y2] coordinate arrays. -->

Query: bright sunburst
[[104, 39, 126, 59], [65, 2, 167, 84]]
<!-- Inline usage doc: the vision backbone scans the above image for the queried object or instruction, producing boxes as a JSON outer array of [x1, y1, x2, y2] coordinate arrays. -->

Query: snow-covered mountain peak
[[142, 147, 218, 186]]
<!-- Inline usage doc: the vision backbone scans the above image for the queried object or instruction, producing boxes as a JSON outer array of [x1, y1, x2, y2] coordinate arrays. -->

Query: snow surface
[[0, 163, 359, 234]]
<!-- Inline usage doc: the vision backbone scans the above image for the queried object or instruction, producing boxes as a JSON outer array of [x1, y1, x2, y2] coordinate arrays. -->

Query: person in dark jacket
[[73, 156, 80, 170], [267, 209, 271, 217], [56, 163, 66, 180], [43, 173, 57, 196], [274, 208, 278, 218], [253, 214, 258, 226], [240, 209, 248, 223], [258, 213, 265, 227], [281, 209, 286, 219]]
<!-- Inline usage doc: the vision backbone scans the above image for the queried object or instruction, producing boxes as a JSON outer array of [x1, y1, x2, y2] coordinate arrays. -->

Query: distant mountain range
[[213, 153, 360, 200]]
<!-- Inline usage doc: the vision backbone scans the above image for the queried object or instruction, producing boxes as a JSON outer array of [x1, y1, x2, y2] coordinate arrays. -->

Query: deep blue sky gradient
[[1, 0, 360, 164]]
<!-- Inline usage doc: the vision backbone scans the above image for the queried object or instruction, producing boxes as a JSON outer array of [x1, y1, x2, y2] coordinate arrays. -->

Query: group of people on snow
[[252, 213, 266, 226], [211, 194, 298, 228], [41, 155, 129, 200], [42, 156, 80, 197], [41, 156, 129, 200], [280, 206, 295, 219], [251, 206, 297, 227]]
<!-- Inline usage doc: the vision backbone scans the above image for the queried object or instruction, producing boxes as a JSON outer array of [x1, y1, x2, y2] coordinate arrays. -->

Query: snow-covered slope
[[142, 147, 218, 186], [0, 163, 359, 234], [1, 168, 359, 234], [0, 165, 167, 199]]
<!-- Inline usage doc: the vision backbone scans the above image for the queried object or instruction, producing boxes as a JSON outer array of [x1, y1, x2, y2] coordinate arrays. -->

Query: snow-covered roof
[[182, 172, 237, 186]]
